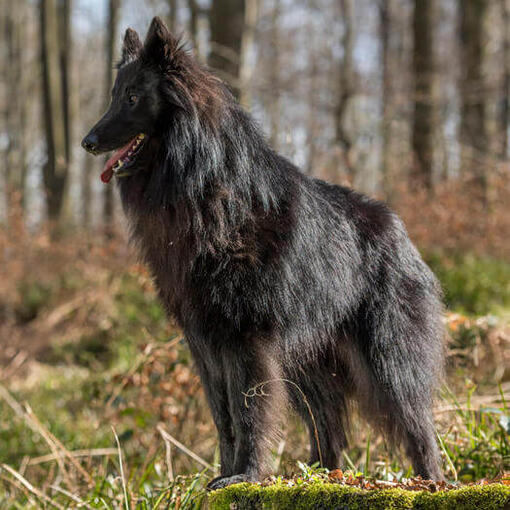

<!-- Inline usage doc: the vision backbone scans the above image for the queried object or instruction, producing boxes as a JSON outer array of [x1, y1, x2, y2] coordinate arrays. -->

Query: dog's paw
[[206, 474, 253, 490]]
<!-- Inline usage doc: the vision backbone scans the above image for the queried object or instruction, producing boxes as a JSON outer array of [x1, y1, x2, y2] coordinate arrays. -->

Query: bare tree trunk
[[500, 0, 510, 158], [40, 0, 69, 222], [188, 0, 207, 60], [239, 0, 259, 109], [103, 0, 120, 233], [58, 0, 74, 224], [104, 0, 120, 119], [59, 0, 72, 166], [167, 0, 177, 33], [209, 0, 245, 98], [459, 0, 488, 200], [18, 5, 29, 215], [411, 0, 437, 191], [379, 0, 393, 202], [267, 0, 281, 148], [188, 0, 198, 49], [306, 40, 319, 176], [335, 0, 356, 180], [4, 0, 28, 220], [82, 154, 93, 228]]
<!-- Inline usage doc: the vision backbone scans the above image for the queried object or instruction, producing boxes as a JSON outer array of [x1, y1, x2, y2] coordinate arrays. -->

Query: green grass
[[426, 252, 510, 315], [437, 385, 510, 482], [0, 466, 209, 509]]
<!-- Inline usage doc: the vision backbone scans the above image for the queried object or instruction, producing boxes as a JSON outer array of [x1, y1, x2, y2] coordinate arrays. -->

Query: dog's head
[[81, 17, 221, 183]]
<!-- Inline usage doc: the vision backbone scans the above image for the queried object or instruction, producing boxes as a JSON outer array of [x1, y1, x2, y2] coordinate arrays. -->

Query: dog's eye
[[128, 94, 138, 105]]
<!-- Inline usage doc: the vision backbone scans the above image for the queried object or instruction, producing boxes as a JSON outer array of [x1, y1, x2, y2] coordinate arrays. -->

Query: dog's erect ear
[[119, 28, 142, 67], [146, 16, 170, 43], [143, 16, 177, 64]]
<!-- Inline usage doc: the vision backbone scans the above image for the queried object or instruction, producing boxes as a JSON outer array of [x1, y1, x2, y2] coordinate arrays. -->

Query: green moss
[[414, 484, 510, 510], [208, 481, 510, 510]]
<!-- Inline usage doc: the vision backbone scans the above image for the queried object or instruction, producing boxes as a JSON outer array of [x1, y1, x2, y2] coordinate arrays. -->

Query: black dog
[[82, 17, 444, 488]]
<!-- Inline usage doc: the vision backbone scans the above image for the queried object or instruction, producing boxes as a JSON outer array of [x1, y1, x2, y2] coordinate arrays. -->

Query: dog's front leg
[[207, 342, 284, 490], [188, 340, 235, 478]]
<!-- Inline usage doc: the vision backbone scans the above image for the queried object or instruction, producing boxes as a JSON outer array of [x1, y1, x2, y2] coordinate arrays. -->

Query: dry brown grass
[[393, 172, 510, 259]]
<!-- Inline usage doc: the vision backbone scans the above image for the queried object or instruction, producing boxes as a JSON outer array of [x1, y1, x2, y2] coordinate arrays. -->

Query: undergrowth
[[0, 231, 509, 507], [426, 253, 510, 316]]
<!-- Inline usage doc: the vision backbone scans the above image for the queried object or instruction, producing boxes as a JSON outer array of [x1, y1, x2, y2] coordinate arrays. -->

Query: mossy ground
[[208, 481, 510, 510]]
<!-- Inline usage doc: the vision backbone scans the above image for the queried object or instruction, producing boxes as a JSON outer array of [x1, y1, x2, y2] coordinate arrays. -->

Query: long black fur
[[82, 17, 445, 488]]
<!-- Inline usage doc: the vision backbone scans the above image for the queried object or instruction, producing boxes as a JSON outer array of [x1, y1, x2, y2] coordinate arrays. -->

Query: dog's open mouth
[[101, 133, 147, 183]]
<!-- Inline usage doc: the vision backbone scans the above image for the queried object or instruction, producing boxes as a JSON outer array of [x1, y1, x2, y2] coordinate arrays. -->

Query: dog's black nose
[[82, 133, 99, 153]]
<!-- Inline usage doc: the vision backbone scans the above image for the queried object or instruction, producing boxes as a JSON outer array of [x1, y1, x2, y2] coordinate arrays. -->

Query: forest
[[0, 0, 509, 508]]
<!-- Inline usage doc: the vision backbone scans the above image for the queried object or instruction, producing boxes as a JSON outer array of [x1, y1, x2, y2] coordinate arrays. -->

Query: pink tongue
[[101, 167, 114, 183], [100, 139, 136, 184]]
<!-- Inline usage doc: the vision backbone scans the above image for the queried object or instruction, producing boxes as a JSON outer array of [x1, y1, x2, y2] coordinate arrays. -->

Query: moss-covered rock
[[208, 481, 510, 510]]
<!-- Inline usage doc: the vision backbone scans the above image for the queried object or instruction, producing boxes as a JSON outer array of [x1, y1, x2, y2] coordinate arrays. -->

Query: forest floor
[[0, 229, 509, 508]]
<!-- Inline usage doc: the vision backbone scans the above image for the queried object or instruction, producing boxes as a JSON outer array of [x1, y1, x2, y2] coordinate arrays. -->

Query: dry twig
[[1, 463, 64, 510], [157, 424, 214, 471]]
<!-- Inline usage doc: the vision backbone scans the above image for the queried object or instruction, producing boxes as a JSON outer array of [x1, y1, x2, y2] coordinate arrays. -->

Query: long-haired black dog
[[82, 17, 444, 488]]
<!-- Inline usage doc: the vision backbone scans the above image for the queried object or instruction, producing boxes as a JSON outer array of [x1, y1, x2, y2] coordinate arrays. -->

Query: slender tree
[[411, 0, 437, 190], [209, 0, 245, 98], [4, 0, 28, 218], [81, 154, 93, 228], [267, 0, 281, 148], [103, 0, 120, 230], [40, 0, 69, 222], [335, 0, 356, 180], [305, 34, 319, 176], [167, 0, 177, 33], [58, 0, 75, 223], [59, 0, 72, 168], [239, 0, 259, 109], [459, 0, 488, 198], [500, 0, 510, 158], [379, 0, 393, 201], [188, 0, 198, 50]]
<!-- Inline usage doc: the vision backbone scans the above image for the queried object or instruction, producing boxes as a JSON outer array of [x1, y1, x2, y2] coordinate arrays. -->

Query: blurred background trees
[[0, 0, 508, 254]]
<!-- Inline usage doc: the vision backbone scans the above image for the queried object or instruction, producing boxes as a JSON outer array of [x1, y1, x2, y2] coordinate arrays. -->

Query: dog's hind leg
[[295, 387, 348, 470], [359, 298, 444, 480], [287, 349, 351, 470], [363, 355, 443, 480]]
